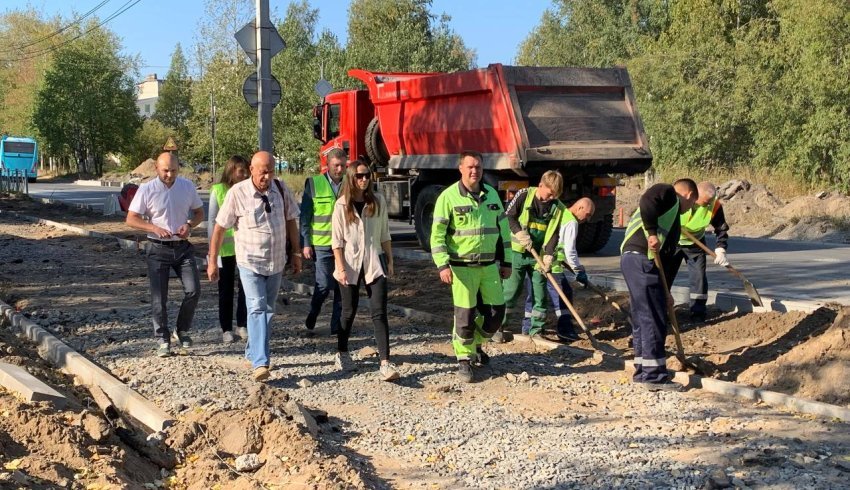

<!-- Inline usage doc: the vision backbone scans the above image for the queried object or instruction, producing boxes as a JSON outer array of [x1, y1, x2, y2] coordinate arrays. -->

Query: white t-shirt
[[128, 176, 203, 240]]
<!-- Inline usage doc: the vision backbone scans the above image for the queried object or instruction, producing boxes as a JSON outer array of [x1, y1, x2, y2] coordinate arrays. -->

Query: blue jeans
[[307, 247, 341, 333], [145, 241, 200, 342], [238, 266, 283, 369]]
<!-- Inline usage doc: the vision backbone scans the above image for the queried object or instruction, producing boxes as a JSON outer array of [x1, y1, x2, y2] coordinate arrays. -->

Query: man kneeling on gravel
[[207, 151, 301, 382]]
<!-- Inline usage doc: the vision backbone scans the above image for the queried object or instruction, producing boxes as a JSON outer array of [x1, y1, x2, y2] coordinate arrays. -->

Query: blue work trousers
[[621, 252, 670, 384]]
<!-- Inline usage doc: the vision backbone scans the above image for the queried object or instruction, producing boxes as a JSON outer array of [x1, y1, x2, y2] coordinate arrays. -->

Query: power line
[[0, 0, 112, 54], [0, 0, 142, 63]]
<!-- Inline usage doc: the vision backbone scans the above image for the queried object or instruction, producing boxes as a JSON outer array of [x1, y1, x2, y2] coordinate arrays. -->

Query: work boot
[[475, 346, 490, 366], [457, 360, 473, 383], [490, 328, 507, 344], [156, 342, 172, 358], [642, 380, 684, 392]]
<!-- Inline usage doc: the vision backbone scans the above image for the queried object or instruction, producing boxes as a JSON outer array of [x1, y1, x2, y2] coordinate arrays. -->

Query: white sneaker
[[222, 331, 235, 343], [235, 327, 249, 340], [334, 352, 355, 371]]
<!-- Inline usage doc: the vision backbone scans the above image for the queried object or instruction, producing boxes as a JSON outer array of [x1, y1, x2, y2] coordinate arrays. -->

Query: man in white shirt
[[207, 151, 301, 382], [126, 152, 205, 358]]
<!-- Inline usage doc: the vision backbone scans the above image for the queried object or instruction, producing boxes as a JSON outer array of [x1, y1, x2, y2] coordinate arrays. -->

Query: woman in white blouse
[[331, 161, 399, 381]]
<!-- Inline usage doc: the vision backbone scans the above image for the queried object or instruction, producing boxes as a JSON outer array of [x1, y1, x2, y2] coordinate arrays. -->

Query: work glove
[[514, 230, 533, 251], [575, 270, 589, 286], [714, 248, 730, 267], [536, 254, 554, 274]]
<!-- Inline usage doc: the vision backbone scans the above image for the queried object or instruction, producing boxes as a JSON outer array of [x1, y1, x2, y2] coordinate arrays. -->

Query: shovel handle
[[652, 255, 688, 364], [527, 248, 600, 347], [680, 229, 715, 257]]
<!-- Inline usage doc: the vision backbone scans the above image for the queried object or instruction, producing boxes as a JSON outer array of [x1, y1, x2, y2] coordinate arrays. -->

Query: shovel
[[680, 229, 763, 307], [528, 248, 621, 357], [653, 255, 704, 373], [582, 280, 634, 329]]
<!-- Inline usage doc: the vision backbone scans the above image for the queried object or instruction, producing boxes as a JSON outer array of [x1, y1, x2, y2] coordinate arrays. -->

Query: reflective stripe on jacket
[[510, 186, 565, 254], [431, 182, 511, 268], [620, 202, 680, 260]]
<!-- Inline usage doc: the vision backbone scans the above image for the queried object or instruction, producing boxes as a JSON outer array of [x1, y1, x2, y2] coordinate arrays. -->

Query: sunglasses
[[355, 172, 371, 180], [259, 195, 272, 213]]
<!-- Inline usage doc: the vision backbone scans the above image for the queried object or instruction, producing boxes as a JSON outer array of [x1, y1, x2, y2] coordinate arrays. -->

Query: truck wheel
[[365, 117, 389, 167], [576, 214, 614, 253], [414, 184, 445, 252]]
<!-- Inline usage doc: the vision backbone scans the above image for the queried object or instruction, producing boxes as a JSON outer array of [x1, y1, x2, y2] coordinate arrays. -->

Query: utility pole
[[210, 92, 217, 177], [256, 0, 272, 152]]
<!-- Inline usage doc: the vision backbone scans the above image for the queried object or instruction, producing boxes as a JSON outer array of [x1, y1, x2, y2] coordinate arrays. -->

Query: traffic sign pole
[[256, 0, 273, 152]]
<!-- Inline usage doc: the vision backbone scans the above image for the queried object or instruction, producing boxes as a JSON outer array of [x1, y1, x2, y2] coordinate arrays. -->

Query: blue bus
[[0, 135, 38, 182]]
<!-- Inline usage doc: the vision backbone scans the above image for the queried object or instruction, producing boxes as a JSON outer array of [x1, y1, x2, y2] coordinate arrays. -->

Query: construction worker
[[431, 150, 512, 383], [521, 197, 595, 342], [663, 181, 730, 322], [620, 179, 697, 391], [300, 148, 346, 335], [494, 170, 565, 342]]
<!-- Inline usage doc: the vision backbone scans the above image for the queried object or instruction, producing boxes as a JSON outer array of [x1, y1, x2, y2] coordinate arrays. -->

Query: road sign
[[242, 73, 282, 109], [315, 78, 332, 97], [162, 136, 178, 151], [235, 20, 285, 65]]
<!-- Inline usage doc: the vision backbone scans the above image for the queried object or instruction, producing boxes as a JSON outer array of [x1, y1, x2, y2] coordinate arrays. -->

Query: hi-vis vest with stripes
[[430, 182, 511, 267], [552, 209, 577, 273], [309, 174, 337, 247], [510, 187, 566, 254], [620, 201, 680, 260], [679, 197, 720, 246], [210, 183, 236, 257]]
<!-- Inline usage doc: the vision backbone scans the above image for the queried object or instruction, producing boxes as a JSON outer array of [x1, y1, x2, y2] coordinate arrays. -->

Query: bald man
[[127, 152, 205, 358], [522, 197, 596, 342], [663, 181, 730, 322], [208, 151, 301, 382]]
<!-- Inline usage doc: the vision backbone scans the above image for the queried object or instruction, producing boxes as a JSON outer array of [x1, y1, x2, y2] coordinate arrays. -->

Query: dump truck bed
[[352, 64, 652, 175]]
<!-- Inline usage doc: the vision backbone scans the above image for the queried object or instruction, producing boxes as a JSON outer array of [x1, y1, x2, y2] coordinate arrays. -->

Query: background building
[[135, 73, 163, 118]]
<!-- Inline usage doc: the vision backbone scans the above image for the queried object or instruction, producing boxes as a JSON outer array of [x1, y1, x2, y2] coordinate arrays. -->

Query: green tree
[[154, 43, 193, 145], [0, 9, 62, 137], [124, 118, 172, 169], [345, 0, 473, 72], [32, 21, 141, 176]]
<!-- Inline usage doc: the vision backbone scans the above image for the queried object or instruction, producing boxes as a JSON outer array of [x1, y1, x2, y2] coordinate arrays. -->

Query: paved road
[[27, 182, 850, 306]]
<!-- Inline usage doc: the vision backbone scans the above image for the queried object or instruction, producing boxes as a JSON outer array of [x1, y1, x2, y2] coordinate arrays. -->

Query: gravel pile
[[3, 215, 850, 488]]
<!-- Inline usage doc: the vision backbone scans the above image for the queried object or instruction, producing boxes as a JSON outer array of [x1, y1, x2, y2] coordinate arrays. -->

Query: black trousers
[[338, 271, 390, 361], [218, 255, 247, 331], [145, 241, 200, 341], [663, 244, 708, 315]]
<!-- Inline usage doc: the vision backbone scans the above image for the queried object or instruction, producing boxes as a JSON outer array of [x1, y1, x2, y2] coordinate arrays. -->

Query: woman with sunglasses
[[331, 161, 399, 381]]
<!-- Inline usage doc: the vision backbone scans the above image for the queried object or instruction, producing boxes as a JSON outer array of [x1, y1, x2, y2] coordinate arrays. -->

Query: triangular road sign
[[163, 136, 178, 151]]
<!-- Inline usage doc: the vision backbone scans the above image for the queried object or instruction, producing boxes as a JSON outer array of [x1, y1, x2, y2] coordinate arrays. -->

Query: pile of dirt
[[738, 307, 850, 406], [164, 385, 366, 489], [130, 158, 157, 178]]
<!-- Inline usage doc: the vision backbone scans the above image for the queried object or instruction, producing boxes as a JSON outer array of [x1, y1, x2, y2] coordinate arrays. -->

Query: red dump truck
[[312, 63, 652, 252]]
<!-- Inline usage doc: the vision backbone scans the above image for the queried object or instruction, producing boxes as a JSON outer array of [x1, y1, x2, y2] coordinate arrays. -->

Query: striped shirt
[[215, 178, 299, 276]]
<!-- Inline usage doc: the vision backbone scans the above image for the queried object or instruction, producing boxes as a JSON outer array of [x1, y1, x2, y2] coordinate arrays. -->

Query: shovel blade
[[742, 278, 764, 307]]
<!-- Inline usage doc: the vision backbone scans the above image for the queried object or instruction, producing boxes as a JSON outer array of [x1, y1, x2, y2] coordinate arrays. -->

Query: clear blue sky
[[4, 0, 553, 77]]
